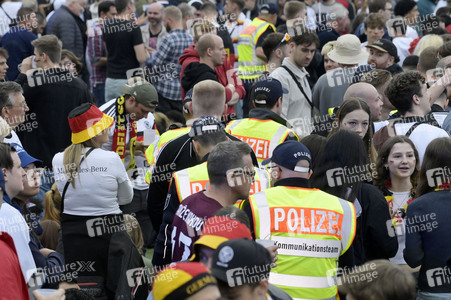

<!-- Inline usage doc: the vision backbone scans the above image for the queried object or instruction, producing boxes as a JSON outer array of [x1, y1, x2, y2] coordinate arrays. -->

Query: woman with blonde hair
[[413, 34, 443, 55], [43, 183, 61, 223], [0, 116, 11, 141], [52, 103, 147, 298]]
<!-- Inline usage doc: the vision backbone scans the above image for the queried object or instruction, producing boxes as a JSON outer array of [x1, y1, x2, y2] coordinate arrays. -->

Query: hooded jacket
[[248, 108, 292, 128], [181, 62, 219, 94], [179, 44, 245, 115]]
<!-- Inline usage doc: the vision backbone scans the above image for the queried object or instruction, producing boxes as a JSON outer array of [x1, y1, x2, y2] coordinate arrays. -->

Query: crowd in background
[[0, 0, 450, 298]]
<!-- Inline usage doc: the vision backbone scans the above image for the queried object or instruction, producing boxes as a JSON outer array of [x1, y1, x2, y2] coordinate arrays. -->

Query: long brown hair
[[416, 137, 451, 197], [328, 97, 378, 165], [373, 136, 419, 195]]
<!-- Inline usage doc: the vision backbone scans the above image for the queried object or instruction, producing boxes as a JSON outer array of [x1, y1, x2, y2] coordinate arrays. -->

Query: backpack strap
[[281, 65, 314, 109], [61, 147, 96, 214]]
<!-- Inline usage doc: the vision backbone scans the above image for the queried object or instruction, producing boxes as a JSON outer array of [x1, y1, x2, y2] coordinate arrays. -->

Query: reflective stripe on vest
[[249, 187, 356, 300], [270, 273, 334, 289], [144, 127, 191, 184], [226, 118, 299, 165], [238, 18, 275, 79], [174, 164, 271, 203]]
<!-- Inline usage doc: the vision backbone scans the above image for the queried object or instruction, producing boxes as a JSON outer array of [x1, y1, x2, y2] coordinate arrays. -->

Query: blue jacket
[[404, 190, 451, 293]]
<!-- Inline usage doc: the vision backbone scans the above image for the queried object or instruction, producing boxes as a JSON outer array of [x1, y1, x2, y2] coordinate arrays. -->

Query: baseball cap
[[260, 2, 278, 14], [366, 39, 399, 61], [210, 239, 272, 286], [262, 140, 312, 172], [153, 262, 217, 300], [11, 143, 42, 168], [252, 78, 287, 106], [120, 77, 158, 108], [190, 216, 252, 261], [188, 116, 225, 137]]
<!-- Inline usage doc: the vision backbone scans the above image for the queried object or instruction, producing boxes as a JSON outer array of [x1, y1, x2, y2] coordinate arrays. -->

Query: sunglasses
[[275, 33, 291, 50]]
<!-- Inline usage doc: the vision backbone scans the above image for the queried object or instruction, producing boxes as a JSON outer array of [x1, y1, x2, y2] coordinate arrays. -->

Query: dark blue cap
[[262, 140, 312, 172], [11, 143, 42, 168], [260, 2, 278, 14], [252, 78, 287, 106]]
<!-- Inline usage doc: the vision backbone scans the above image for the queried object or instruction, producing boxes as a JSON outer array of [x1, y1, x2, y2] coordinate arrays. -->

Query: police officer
[[226, 78, 299, 166], [153, 116, 270, 267], [243, 141, 356, 300]]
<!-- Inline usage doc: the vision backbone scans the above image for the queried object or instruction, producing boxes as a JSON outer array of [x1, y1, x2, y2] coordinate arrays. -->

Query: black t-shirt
[[256, 26, 275, 47], [103, 18, 143, 79]]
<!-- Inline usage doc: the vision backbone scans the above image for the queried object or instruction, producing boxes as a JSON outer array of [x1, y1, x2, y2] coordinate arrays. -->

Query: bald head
[[192, 80, 226, 118], [149, 2, 163, 12], [197, 34, 221, 55], [345, 82, 383, 121], [147, 3, 164, 25]]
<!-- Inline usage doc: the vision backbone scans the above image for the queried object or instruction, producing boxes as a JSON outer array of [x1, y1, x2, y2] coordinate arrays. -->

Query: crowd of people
[[0, 0, 450, 299]]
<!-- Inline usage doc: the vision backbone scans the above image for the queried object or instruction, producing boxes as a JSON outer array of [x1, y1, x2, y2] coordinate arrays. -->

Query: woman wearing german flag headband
[[52, 103, 147, 298]]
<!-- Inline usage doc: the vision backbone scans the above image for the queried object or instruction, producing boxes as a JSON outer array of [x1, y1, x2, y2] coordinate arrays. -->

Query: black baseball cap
[[211, 239, 272, 287], [366, 39, 399, 62]]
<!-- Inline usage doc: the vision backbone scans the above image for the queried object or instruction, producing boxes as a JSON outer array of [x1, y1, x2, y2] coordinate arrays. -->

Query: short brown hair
[[191, 19, 216, 42], [61, 49, 83, 75], [360, 69, 392, 89], [342, 260, 416, 300], [164, 5, 182, 22], [418, 46, 439, 73], [0, 47, 8, 59], [228, 0, 245, 11], [284, 1, 306, 20], [291, 29, 320, 48], [369, 0, 389, 13], [364, 13, 386, 29], [31, 34, 62, 64], [385, 71, 424, 115]]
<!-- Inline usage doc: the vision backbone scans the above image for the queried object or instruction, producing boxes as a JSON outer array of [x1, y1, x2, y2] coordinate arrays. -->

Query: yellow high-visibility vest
[[173, 162, 271, 202], [249, 187, 356, 300], [226, 118, 299, 165], [145, 127, 191, 184], [238, 17, 275, 80]]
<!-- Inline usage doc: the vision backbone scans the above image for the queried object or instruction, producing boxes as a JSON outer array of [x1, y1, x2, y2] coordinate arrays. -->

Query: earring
[[385, 165, 389, 170]]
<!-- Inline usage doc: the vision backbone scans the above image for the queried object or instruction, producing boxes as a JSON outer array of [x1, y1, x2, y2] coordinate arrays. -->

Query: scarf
[[112, 95, 137, 170]]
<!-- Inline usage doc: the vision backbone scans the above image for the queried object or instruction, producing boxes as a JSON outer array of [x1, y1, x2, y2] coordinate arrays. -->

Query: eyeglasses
[[275, 33, 291, 50], [7, 102, 28, 110]]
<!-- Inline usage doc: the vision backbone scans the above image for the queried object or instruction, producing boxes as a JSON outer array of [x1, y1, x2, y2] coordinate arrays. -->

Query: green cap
[[120, 77, 158, 108]]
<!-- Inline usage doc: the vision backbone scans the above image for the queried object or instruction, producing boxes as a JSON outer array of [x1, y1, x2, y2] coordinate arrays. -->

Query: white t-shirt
[[0, 202, 36, 282], [52, 148, 133, 216], [393, 37, 414, 66], [0, 2, 22, 36], [406, 26, 418, 39], [388, 191, 411, 265], [394, 122, 449, 164]]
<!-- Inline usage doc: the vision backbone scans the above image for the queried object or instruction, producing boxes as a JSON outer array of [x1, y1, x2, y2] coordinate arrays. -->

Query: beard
[[165, 23, 172, 32]]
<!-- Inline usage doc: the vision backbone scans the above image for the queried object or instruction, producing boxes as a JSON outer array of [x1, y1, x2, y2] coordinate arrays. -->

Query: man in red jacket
[[179, 20, 245, 117]]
